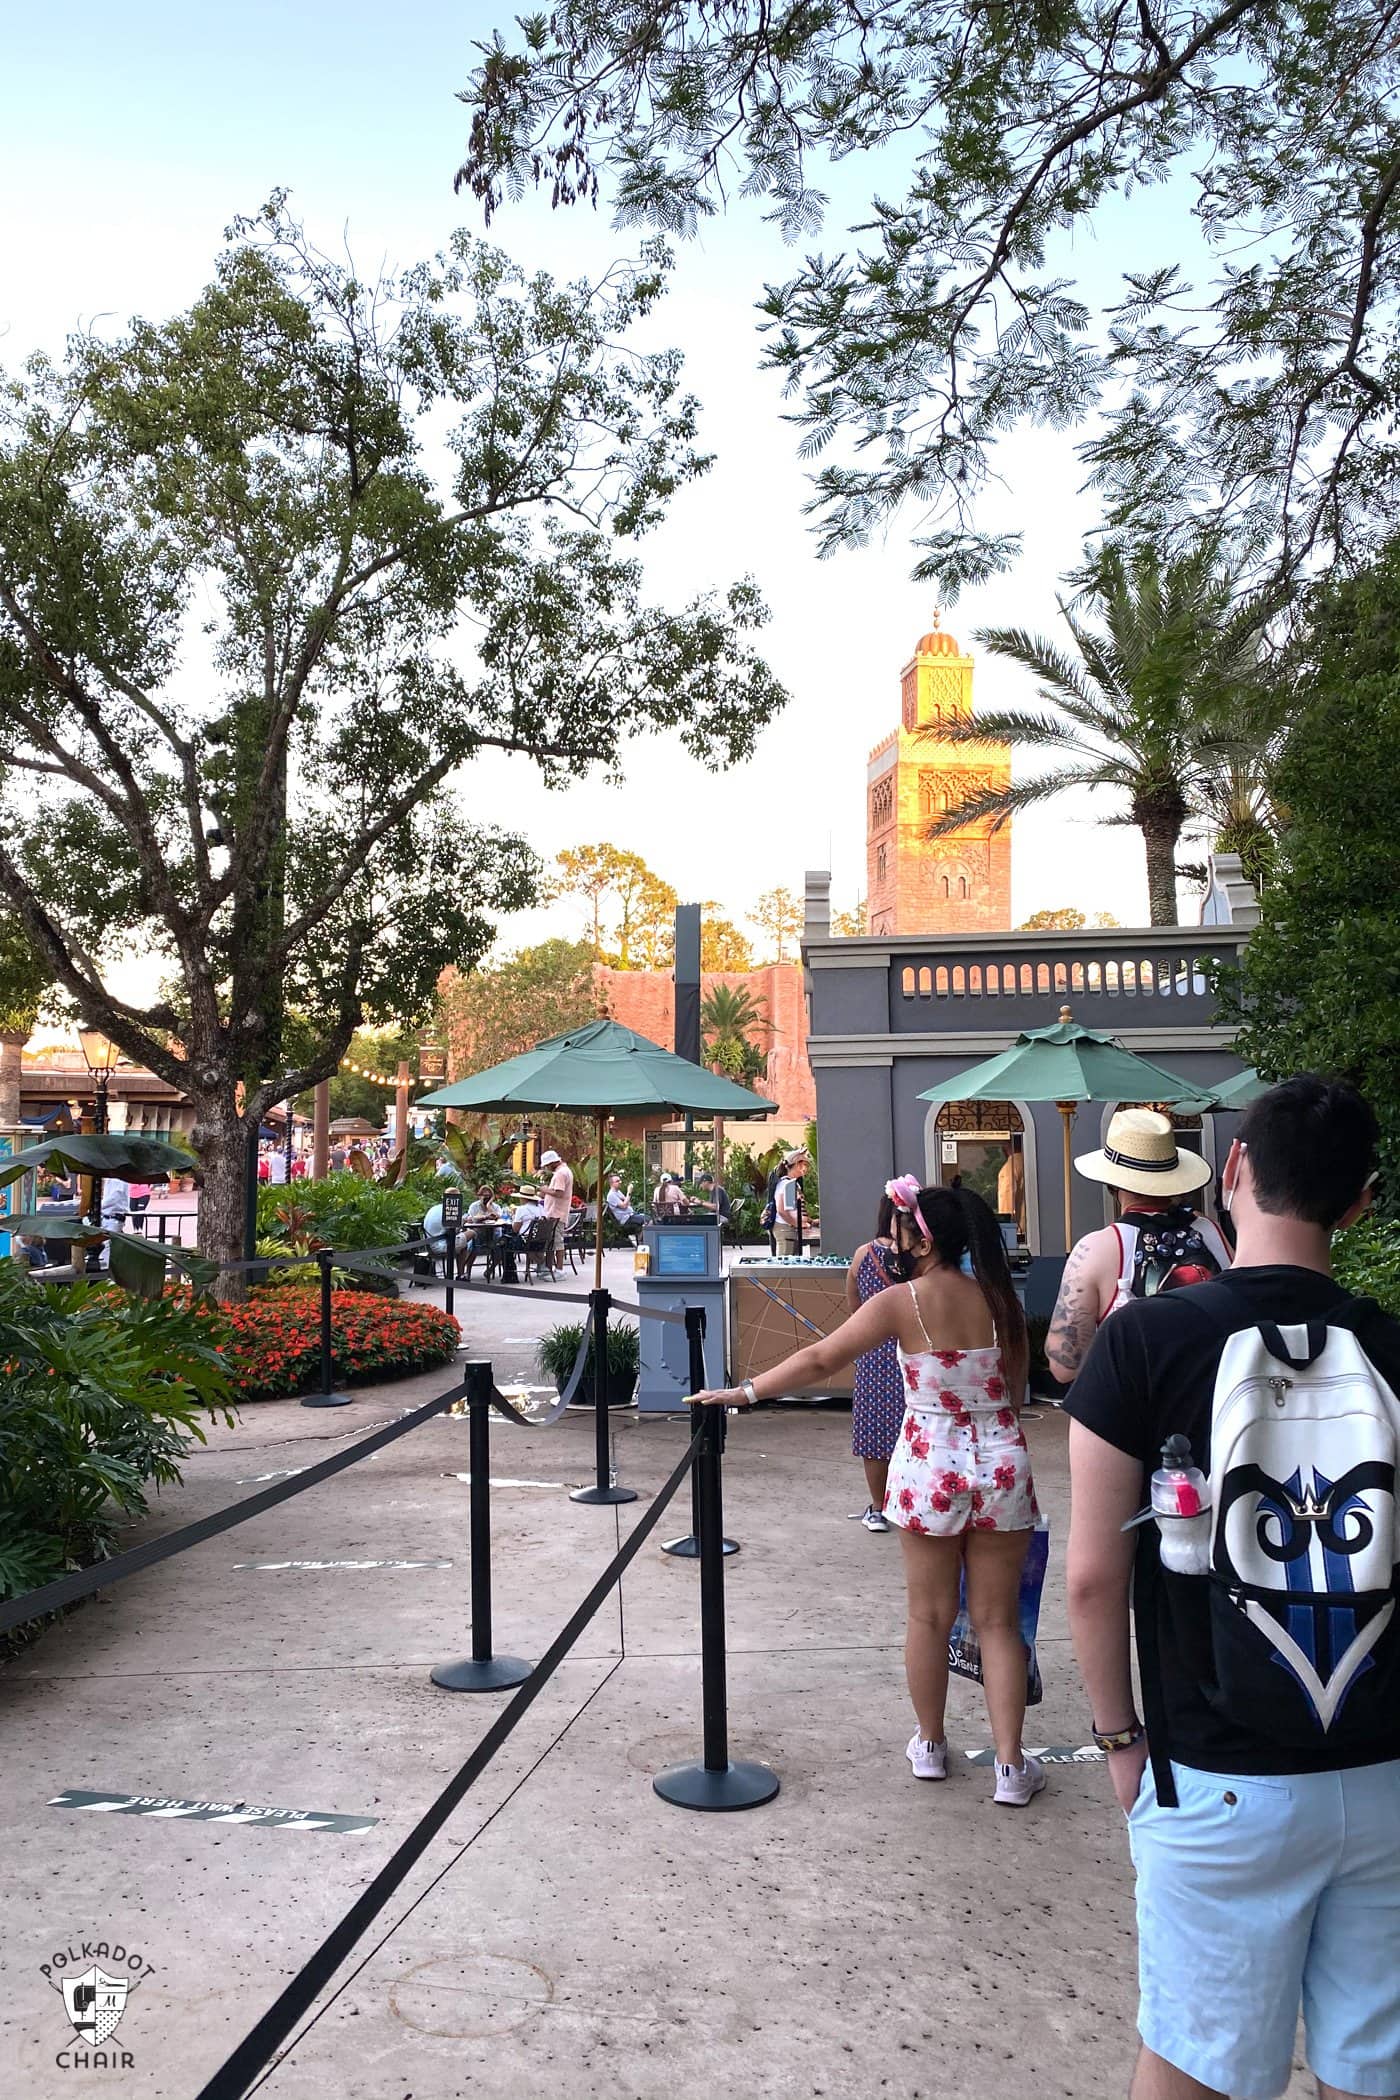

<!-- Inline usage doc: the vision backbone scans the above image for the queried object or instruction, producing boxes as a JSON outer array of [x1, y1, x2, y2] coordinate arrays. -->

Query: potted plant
[[537, 1318, 640, 1407]]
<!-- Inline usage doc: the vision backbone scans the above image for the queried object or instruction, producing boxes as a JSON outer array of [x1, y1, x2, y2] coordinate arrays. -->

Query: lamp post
[[418, 1041, 447, 1145], [78, 1029, 121, 1260]]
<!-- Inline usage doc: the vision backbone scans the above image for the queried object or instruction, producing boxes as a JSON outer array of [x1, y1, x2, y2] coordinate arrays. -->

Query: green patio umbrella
[[917, 1006, 1209, 1250], [418, 1019, 777, 1289], [1208, 1066, 1268, 1109]]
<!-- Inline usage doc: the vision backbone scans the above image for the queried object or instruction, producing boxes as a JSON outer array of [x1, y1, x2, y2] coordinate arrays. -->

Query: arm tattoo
[[1047, 1242, 1100, 1382]]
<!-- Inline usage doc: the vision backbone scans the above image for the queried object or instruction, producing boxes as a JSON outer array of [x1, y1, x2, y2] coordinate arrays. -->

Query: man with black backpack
[[1066, 1077, 1400, 2100]]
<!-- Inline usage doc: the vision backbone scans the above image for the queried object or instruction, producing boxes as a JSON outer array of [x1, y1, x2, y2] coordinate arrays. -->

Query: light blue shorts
[[1129, 1758, 1400, 2099]]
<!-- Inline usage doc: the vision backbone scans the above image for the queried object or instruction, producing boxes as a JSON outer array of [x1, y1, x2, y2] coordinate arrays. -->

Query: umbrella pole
[[1058, 1102, 1075, 1252], [594, 1110, 605, 1291]]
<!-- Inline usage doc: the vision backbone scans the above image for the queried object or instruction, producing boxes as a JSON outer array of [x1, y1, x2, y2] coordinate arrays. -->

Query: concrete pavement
[[0, 1274, 1315, 2099]]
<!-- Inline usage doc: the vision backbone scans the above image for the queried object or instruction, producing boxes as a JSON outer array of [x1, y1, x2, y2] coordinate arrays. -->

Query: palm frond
[[926, 770, 1110, 839]]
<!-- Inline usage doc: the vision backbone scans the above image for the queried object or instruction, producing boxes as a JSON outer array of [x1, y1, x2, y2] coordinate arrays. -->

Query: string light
[[337, 1056, 437, 1092]]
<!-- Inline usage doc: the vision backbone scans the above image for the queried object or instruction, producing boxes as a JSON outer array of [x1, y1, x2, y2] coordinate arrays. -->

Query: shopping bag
[[947, 1520, 1049, 1706]]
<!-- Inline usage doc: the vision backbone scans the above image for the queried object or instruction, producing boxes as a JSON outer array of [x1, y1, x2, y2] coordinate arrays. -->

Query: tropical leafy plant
[[701, 982, 769, 1085], [933, 542, 1272, 924], [0, 1263, 232, 1616], [256, 1174, 430, 1253]]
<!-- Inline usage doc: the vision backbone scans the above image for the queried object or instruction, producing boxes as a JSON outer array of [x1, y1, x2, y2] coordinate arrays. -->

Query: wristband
[[740, 1379, 759, 1407], [1091, 1718, 1145, 1754]]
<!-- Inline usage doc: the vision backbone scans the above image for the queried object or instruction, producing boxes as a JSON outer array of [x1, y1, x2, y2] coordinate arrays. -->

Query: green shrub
[[256, 1173, 429, 1253], [0, 1262, 232, 1619], [537, 1318, 640, 1389], [1334, 1216, 1400, 1317]]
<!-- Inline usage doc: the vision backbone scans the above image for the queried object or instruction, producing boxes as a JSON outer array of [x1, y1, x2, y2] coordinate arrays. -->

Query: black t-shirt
[[1065, 1266, 1400, 1775]]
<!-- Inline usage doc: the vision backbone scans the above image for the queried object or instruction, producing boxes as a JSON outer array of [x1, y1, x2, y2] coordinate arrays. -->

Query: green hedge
[[1334, 1216, 1400, 1317]]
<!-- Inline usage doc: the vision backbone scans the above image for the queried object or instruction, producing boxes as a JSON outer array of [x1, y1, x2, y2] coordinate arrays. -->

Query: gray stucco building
[[802, 860, 1259, 1263]]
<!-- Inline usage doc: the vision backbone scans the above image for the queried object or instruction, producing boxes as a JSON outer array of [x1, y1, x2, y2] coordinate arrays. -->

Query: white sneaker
[[906, 1732, 948, 1781], [861, 1505, 891, 1533], [993, 1754, 1047, 1806]]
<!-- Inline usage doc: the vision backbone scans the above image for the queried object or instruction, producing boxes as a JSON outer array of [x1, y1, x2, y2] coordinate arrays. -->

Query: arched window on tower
[[876, 844, 888, 887]]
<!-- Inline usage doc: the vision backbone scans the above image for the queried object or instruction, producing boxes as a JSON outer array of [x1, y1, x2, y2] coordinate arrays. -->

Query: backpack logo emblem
[[1218, 1457, 1396, 1729]]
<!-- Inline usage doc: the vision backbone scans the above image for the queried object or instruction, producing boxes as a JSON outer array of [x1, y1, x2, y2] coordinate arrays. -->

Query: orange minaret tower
[[866, 613, 1012, 937]]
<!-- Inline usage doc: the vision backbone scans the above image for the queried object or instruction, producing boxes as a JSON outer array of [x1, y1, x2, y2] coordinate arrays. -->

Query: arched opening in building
[[924, 1099, 1036, 1251]]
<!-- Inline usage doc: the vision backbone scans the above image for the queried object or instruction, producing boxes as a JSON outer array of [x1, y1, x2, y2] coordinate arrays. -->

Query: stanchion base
[[430, 1654, 533, 1692], [653, 1759, 780, 1812], [569, 1483, 639, 1505], [300, 1390, 353, 1409], [661, 1533, 739, 1558]]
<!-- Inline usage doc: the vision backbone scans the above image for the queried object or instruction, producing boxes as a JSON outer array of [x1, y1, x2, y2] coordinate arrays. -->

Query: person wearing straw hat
[[1045, 1109, 1231, 1385], [539, 1148, 573, 1279]]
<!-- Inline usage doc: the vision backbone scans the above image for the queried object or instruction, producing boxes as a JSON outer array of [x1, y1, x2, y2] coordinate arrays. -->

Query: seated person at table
[[467, 1185, 504, 1234], [693, 1172, 731, 1224], [604, 1173, 647, 1242], [653, 1173, 688, 1218], [512, 1184, 545, 1232]]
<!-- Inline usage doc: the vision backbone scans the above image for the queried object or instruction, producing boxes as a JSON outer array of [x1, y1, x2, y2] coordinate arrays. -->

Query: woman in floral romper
[[694, 1179, 1043, 1806]]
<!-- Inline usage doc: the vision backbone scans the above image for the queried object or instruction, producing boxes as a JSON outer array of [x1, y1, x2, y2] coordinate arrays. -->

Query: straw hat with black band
[[1074, 1108, 1212, 1199]]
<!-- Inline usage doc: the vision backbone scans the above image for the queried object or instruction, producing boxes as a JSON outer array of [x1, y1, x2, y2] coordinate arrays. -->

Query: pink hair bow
[[885, 1173, 932, 1242]]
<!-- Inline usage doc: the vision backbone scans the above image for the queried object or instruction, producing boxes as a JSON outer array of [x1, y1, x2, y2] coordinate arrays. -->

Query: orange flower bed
[[196, 1288, 459, 1401]]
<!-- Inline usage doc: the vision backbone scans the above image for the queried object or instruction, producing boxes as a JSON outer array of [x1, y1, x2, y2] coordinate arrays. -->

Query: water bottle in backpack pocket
[[1195, 1301, 1400, 1748]]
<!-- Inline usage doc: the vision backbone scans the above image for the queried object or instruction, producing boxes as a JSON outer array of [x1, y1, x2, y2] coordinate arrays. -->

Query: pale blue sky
[[1, 3, 1198, 959]]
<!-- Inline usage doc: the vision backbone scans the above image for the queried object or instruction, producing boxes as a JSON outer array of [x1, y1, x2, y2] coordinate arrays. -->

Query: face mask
[[881, 1244, 917, 1283]]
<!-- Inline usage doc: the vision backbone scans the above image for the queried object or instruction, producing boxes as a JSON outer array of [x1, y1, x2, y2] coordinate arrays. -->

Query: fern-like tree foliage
[[929, 542, 1278, 924], [458, 1, 1400, 599]]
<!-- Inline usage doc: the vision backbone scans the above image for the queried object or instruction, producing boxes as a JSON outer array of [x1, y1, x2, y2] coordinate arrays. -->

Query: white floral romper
[[883, 1284, 1039, 1536]]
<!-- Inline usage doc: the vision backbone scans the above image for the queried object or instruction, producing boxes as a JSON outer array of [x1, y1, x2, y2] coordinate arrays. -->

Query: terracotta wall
[[598, 961, 814, 1126]]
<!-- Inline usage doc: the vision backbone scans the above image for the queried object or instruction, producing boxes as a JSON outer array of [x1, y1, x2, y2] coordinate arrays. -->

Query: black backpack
[[1140, 1284, 1400, 1802]]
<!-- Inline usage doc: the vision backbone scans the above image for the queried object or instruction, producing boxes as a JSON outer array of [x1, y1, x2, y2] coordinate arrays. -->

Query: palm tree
[[930, 543, 1271, 925], [701, 983, 770, 1084]]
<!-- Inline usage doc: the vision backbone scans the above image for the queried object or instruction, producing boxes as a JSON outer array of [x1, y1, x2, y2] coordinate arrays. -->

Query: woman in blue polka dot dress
[[845, 1192, 904, 1532]]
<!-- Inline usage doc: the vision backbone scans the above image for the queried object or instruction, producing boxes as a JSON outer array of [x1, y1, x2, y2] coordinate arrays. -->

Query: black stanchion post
[[441, 1186, 462, 1325], [570, 1287, 637, 1506], [432, 1361, 532, 1692], [653, 1311, 779, 1814], [662, 1305, 739, 1558], [301, 1247, 352, 1408]]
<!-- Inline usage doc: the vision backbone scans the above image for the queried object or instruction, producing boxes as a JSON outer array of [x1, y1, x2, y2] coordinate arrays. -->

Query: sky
[[0, 0, 1200, 982]]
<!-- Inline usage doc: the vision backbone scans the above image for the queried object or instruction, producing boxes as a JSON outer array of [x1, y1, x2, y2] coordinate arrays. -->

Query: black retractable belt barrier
[[653, 1308, 779, 1814], [570, 1286, 638, 1507], [431, 1360, 532, 1693], [195, 1423, 701, 2100], [301, 1247, 352, 1409], [662, 1304, 739, 1559]]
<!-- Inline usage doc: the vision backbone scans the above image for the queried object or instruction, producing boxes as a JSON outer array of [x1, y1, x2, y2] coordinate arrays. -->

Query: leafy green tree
[[932, 542, 1270, 924], [0, 911, 50, 1126], [1223, 539, 1400, 1190], [0, 199, 785, 1278], [443, 938, 599, 1077], [459, 1, 1400, 597], [701, 981, 769, 1084], [829, 901, 866, 938]]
